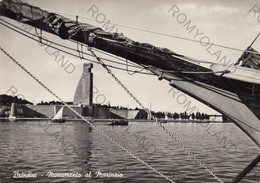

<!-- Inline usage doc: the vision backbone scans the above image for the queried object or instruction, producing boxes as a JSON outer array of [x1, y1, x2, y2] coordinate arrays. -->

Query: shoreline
[[0, 117, 227, 123]]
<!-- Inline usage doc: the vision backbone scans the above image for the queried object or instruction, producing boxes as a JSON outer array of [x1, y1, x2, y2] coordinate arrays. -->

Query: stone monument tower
[[73, 63, 93, 106]]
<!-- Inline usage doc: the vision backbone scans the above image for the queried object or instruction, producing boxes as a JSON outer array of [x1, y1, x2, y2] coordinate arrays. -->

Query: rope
[[175, 55, 221, 65], [125, 59, 146, 75], [157, 69, 230, 75], [0, 17, 232, 79], [0, 19, 238, 77], [0, 19, 153, 75], [88, 47, 224, 183], [0, 46, 176, 183], [0, 18, 144, 70], [36, 7, 259, 55], [30, 6, 42, 45], [1, 12, 224, 183], [70, 39, 143, 69], [88, 47, 151, 115], [76, 15, 85, 60], [3, 0, 260, 55]]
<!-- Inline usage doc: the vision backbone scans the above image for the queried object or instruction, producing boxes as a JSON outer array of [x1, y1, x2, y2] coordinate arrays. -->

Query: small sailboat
[[164, 113, 168, 123], [159, 113, 168, 123], [52, 106, 65, 123]]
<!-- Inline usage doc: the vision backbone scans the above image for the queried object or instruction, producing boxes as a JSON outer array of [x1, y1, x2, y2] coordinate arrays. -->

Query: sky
[[0, 0, 260, 114]]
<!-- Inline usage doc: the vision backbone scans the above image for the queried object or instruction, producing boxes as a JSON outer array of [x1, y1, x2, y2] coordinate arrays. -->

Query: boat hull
[[150, 68, 260, 147]]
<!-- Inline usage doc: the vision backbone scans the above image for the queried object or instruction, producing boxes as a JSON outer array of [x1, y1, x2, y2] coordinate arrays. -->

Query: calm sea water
[[0, 120, 259, 183]]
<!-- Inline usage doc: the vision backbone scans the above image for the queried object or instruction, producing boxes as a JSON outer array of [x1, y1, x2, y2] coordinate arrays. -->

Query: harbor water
[[0, 121, 259, 183]]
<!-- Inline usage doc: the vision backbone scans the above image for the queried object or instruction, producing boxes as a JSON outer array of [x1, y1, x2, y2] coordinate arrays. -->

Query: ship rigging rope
[[88, 47, 224, 183], [74, 14, 151, 76], [125, 59, 147, 75], [36, 7, 259, 55], [0, 18, 144, 70], [30, 6, 43, 45], [71, 37, 230, 75], [69, 39, 146, 69], [0, 46, 176, 183], [0, 19, 154, 75], [0, 18, 230, 76], [66, 27, 232, 74], [3, 0, 259, 55], [155, 68, 230, 74], [0, 18, 246, 76], [71, 38, 221, 66]]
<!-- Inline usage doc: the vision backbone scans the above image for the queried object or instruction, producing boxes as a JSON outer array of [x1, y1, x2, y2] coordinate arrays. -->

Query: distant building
[[209, 115, 223, 122]]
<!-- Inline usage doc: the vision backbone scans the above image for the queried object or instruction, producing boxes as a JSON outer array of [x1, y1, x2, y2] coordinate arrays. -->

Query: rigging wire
[[0, 18, 143, 70], [69, 39, 144, 69], [87, 47, 224, 183], [74, 37, 227, 75], [30, 6, 42, 44], [156, 69, 230, 74], [0, 19, 236, 76], [1, 13, 236, 81], [39, 7, 259, 54], [69, 35, 227, 69], [73, 13, 229, 76], [0, 45, 176, 183], [3, 0, 259, 55], [75, 15, 85, 60], [125, 59, 146, 75], [0, 19, 232, 77], [0, 19, 154, 75], [174, 55, 220, 65]]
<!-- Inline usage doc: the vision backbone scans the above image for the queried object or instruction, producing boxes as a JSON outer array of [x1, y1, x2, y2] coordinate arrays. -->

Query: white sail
[[147, 112, 152, 120], [165, 113, 168, 120], [53, 106, 64, 120]]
